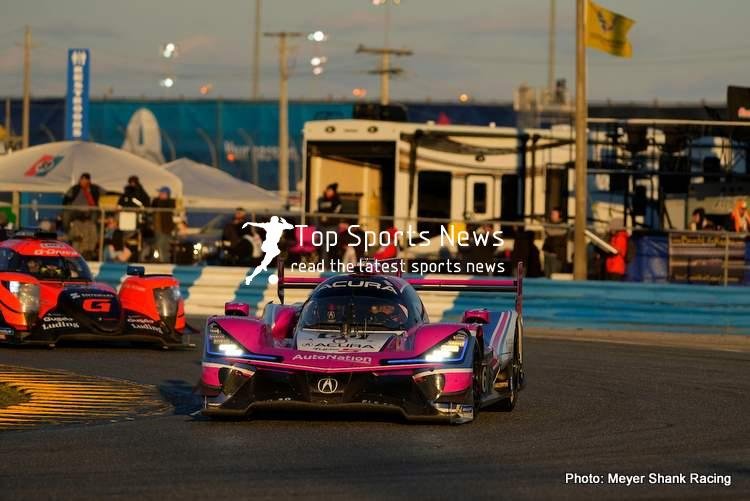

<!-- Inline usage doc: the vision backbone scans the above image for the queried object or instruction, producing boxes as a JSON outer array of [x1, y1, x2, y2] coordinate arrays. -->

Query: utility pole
[[22, 25, 31, 149], [547, 0, 556, 96], [264, 31, 302, 198], [4, 98, 9, 134], [573, 0, 588, 280], [356, 45, 412, 105], [251, 0, 261, 99]]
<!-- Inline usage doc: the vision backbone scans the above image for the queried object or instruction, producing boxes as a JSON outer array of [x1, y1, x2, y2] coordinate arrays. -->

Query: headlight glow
[[5, 281, 40, 326], [424, 332, 468, 362], [385, 331, 469, 365], [207, 323, 246, 357], [153, 286, 181, 321]]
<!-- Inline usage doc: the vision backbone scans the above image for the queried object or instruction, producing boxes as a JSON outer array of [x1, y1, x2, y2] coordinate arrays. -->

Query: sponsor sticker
[[296, 331, 388, 353], [291, 353, 373, 364]]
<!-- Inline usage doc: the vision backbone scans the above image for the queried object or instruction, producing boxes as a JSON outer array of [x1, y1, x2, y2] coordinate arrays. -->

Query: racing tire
[[468, 342, 483, 422], [496, 334, 520, 412]]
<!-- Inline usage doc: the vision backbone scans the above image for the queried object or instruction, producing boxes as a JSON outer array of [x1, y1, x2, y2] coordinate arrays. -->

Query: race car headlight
[[423, 332, 468, 362], [6, 281, 40, 326], [385, 332, 469, 365], [206, 323, 246, 357], [153, 286, 181, 320]]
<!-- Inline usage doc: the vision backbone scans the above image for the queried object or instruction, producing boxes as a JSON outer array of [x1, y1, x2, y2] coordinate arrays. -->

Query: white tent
[[163, 158, 283, 211], [0, 141, 182, 197]]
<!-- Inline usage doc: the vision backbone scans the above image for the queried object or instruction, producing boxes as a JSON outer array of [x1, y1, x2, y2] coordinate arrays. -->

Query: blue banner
[[86, 101, 352, 189], [64, 48, 90, 140]]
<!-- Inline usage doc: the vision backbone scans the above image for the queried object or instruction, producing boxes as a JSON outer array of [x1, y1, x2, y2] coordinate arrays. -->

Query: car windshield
[[300, 295, 411, 332], [16, 255, 93, 281]]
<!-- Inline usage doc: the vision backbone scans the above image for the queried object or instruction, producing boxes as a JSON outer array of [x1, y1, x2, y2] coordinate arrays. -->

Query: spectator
[[317, 183, 342, 221], [222, 207, 248, 248], [510, 230, 543, 278], [61, 173, 101, 231], [729, 199, 750, 232], [150, 186, 176, 263], [0, 213, 9, 241], [468, 224, 496, 271], [175, 219, 190, 238], [117, 175, 150, 209], [68, 213, 98, 260], [229, 223, 263, 266], [103, 216, 132, 263], [542, 208, 569, 277], [38, 218, 56, 233], [605, 220, 629, 281], [373, 227, 399, 261], [690, 207, 715, 231], [317, 183, 342, 260]]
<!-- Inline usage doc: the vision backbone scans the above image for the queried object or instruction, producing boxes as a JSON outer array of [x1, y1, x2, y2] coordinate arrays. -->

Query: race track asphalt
[[0, 317, 748, 500]]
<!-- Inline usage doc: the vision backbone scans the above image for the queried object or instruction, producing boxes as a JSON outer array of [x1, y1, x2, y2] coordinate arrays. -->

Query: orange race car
[[0, 230, 189, 348]]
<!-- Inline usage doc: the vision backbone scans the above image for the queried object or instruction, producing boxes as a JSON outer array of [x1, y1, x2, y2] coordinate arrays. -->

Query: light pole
[[252, 0, 262, 99], [22, 26, 31, 149], [548, 0, 556, 97], [573, 0, 588, 280]]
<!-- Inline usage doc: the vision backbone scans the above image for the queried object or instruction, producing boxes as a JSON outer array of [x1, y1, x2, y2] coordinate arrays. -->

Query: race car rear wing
[[276, 260, 524, 315], [408, 261, 524, 315]]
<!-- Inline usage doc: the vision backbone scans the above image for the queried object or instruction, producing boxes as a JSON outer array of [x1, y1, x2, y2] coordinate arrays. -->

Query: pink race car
[[197, 262, 525, 424]]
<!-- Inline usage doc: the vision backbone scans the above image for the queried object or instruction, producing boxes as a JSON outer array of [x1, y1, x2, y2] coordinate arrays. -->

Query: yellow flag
[[586, 0, 635, 58]]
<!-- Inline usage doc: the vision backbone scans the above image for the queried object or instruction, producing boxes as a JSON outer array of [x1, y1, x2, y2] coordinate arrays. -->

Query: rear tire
[[470, 343, 483, 420]]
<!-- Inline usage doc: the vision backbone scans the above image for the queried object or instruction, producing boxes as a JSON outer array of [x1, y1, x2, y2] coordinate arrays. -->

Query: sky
[[0, 0, 748, 103]]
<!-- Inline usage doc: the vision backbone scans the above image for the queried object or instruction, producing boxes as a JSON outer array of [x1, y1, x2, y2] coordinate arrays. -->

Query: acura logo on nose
[[317, 377, 339, 394]]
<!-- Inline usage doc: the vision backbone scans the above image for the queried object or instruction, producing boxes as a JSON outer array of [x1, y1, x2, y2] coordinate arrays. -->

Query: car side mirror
[[462, 308, 489, 324], [225, 301, 250, 317], [126, 265, 145, 277]]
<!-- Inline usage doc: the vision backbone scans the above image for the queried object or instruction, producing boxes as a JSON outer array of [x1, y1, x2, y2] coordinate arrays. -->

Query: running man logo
[[244, 216, 294, 285]]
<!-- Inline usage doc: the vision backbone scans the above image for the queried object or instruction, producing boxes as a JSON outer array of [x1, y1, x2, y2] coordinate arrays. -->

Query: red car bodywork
[[0, 232, 187, 347]]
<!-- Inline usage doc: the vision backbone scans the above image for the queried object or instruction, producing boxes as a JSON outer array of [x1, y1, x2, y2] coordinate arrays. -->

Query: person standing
[[317, 183, 342, 221], [317, 183, 342, 260], [117, 175, 150, 209], [150, 186, 176, 263], [542, 207, 569, 278], [689, 208, 714, 231], [511, 230, 543, 278], [68, 214, 99, 260], [117, 175, 151, 252], [222, 208, 248, 249], [729, 199, 750, 232], [605, 220, 629, 281], [61, 173, 101, 232]]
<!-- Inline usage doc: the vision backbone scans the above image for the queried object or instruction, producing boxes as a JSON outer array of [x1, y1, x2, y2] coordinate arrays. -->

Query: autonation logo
[[243, 217, 506, 285]]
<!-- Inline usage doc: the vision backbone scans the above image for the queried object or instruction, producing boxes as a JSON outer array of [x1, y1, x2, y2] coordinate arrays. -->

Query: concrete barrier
[[90, 263, 750, 335]]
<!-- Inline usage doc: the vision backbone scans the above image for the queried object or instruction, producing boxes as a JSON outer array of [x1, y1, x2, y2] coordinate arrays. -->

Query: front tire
[[450, 340, 482, 425], [496, 334, 520, 411]]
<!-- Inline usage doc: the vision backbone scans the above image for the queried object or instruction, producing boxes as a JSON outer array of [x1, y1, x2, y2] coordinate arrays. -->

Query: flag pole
[[573, 0, 588, 280]]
